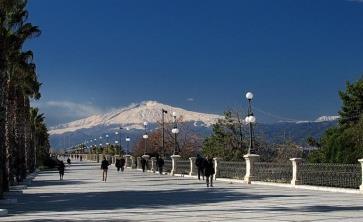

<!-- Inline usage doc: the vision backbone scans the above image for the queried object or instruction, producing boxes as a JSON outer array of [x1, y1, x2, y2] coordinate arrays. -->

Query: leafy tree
[[339, 76, 363, 126], [202, 111, 248, 161], [132, 116, 203, 158], [308, 77, 363, 163], [273, 140, 303, 163]]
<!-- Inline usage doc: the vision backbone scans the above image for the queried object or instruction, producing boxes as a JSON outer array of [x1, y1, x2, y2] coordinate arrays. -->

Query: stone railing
[[254, 162, 292, 184], [81, 154, 363, 192], [298, 162, 362, 189], [164, 160, 172, 173], [175, 160, 190, 175], [217, 161, 246, 180]]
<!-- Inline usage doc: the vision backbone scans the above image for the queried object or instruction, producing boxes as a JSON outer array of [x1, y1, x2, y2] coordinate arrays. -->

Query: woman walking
[[204, 156, 215, 187], [120, 157, 126, 172], [101, 157, 110, 182], [115, 158, 122, 172], [58, 161, 65, 181], [156, 156, 165, 175]]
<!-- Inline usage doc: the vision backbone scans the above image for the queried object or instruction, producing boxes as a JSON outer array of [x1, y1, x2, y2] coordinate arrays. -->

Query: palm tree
[[30, 107, 49, 169], [13, 52, 41, 180], [0, 0, 40, 188]]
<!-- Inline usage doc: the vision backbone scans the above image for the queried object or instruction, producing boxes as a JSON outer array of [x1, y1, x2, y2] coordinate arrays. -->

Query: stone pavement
[[1, 161, 363, 221]]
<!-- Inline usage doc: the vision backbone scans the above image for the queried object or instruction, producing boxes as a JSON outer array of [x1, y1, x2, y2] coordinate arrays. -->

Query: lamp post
[[115, 130, 121, 155], [171, 112, 180, 155], [124, 127, 131, 168], [142, 122, 150, 159], [126, 136, 131, 155], [162, 109, 168, 157], [105, 134, 109, 146], [245, 92, 256, 154]]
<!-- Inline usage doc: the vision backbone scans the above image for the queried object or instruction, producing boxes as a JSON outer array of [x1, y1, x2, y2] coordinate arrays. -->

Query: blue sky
[[26, 0, 363, 126]]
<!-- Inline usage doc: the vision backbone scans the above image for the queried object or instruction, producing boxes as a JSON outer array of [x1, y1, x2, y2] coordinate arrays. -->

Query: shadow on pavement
[[5, 187, 311, 216], [30, 180, 91, 187]]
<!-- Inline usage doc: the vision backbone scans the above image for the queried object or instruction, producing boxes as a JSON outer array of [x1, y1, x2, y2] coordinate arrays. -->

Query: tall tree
[[202, 111, 248, 161], [339, 76, 363, 127], [29, 108, 50, 168], [0, 0, 41, 191], [309, 77, 363, 163]]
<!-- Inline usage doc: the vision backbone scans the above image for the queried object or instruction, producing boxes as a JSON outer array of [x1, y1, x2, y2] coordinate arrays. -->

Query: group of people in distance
[[57, 154, 215, 187], [195, 154, 215, 187], [100, 156, 126, 182]]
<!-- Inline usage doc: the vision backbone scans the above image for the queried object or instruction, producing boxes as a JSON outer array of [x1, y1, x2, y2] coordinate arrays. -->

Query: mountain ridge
[[48, 101, 339, 149], [49, 101, 222, 135]]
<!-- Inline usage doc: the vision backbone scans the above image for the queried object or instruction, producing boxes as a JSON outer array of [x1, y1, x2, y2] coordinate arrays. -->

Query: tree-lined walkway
[[1, 161, 363, 221]]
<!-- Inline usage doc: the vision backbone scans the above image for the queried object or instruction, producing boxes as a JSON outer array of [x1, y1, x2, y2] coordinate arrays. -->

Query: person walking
[[115, 158, 122, 172], [141, 157, 147, 172], [204, 156, 215, 187], [195, 154, 205, 180], [156, 156, 165, 175], [80, 155, 83, 161], [67, 157, 71, 167], [58, 161, 65, 181], [101, 157, 110, 182], [120, 157, 126, 172]]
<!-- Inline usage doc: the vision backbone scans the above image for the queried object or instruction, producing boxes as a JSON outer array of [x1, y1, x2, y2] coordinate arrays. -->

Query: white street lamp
[[245, 91, 256, 154], [125, 137, 131, 155], [172, 112, 179, 155], [246, 92, 254, 100]]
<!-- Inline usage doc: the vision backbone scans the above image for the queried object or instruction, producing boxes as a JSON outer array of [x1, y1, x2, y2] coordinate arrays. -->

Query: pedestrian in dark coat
[[141, 157, 147, 172], [156, 156, 165, 175], [120, 157, 126, 172], [101, 157, 110, 182], [204, 156, 215, 187], [195, 154, 205, 180], [58, 161, 65, 180], [115, 159, 122, 172]]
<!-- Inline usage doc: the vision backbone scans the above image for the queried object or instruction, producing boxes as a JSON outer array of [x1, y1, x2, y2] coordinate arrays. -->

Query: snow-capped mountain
[[49, 101, 222, 136], [315, 115, 340, 122], [48, 101, 339, 150], [295, 115, 340, 124]]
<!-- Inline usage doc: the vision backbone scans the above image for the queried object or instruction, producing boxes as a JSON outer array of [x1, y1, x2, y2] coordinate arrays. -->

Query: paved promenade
[[1, 161, 363, 221]]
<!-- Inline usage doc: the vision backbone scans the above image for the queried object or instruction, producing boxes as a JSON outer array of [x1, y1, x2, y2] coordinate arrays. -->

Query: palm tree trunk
[[24, 98, 33, 173], [5, 80, 17, 185], [15, 87, 26, 181], [0, 72, 7, 194]]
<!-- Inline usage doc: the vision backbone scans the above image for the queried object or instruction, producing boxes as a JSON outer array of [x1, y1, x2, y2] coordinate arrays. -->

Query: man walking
[[204, 156, 215, 187], [157, 156, 165, 175], [120, 157, 126, 172], [58, 161, 65, 181], [195, 154, 205, 180], [101, 157, 110, 182], [141, 157, 147, 172]]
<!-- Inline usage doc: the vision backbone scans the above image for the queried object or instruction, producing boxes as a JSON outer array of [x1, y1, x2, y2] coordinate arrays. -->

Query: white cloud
[[46, 100, 103, 118], [186, 98, 195, 102]]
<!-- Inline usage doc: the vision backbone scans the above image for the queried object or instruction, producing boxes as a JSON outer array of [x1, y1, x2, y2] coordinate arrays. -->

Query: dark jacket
[[204, 159, 215, 177], [195, 156, 205, 169], [101, 159, 109, 170], [115, 159, 121, 168], [120, 158, 126, 166], [58, 162, 65, 173], [141, 158, 147, 167], [157, 158, 164, 167]]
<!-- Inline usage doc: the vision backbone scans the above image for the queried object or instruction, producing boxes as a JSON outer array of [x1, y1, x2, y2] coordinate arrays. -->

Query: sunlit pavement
[[1, 161, 363, 222]]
